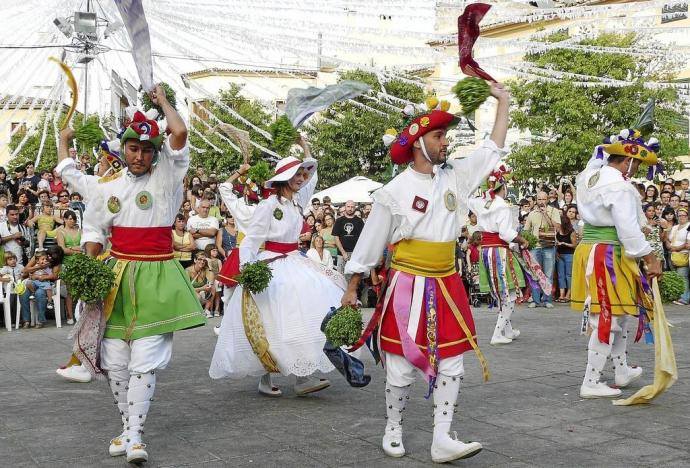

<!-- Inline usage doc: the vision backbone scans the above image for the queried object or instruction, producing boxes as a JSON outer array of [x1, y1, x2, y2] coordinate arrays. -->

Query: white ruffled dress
[[209, 165, 347, 379]]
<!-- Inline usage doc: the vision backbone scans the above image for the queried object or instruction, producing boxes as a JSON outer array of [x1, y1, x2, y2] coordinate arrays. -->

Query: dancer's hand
[[489, 82, 510, 102], [341, 289, 358, 307], [149, 84, 168, 106], [643, 253, 662, 279]]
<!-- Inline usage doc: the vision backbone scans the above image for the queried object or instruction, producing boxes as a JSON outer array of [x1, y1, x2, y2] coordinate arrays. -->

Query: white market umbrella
[[312, 175, 383, 204]]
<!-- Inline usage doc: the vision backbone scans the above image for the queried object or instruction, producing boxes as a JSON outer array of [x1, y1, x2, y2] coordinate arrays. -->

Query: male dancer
[[57, 85, 206, 462], [468, 169, 529, 345], [571, 128, 662, 398], [342, 83, 510, 462]]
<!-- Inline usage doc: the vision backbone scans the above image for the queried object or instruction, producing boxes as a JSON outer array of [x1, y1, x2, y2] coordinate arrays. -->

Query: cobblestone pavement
[[1, 303, 688, 467]]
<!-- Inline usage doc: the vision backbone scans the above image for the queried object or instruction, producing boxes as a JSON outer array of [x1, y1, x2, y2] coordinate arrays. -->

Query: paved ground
[[1, 303, 689, 467]]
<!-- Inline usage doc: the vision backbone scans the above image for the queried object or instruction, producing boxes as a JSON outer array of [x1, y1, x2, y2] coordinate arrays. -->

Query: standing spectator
[[524, 191, 561, 308], [322, 195, 333, 212], [187, 200, 219, 251], [37, 170, 51, 192], [660, 190, 672, 206], [547, 188, 560, 208], [21, 162, 41, 197], [50, 168, 65, 195], [555, 205, 578, 302], [321, 213, 338, 260], [0, 193, 8, 223], [172, 213, 195, 268], [362, 203, 372, 221], [195, 165, 208, 183], [660, 206, 677, 270], [307, 234, 334, 269], [204, 244, 223, 316], [186, 176, 203, 203], [216, 212, 237, 259], [670, 194, 681, 213], [308, 197, 321, 216], [666, 208, 690, 305], [645, 185, 659, 204], [466, 211, 480, 236], [332, 199, 364, 274], [0, 167, 10, 196], [0, 205, 28, 265], [677, 178, 690, 200], [642, 203, 664, 262], [79, 153, 94, 175], [8, 166, 25, 202]]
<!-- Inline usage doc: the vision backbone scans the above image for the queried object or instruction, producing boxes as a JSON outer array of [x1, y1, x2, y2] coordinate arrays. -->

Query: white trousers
[[100, 333, 173, 375], [384, 351, 464, 387]]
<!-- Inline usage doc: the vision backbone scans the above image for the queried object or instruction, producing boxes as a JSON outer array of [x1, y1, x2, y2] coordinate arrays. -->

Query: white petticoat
[[209, 251, 346, 379]]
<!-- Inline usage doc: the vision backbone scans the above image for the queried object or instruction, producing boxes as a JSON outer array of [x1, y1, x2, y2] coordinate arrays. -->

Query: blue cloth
[[556, 253, 574, 290], [675, 265, 690, 303], [320, 308, 371, 387], [19, 283, 47, 323], [531, 247, 555, 304]]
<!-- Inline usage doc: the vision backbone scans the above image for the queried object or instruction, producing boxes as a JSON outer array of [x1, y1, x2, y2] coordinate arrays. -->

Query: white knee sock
[[126, 371, 156, 447], [432, 373, 461, 441], [583, 316, 613, 387], [108, 369, 130, 434]]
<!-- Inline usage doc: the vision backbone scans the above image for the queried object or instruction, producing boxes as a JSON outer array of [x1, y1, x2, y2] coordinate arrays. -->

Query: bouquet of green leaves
[[324, 305, 363, 348], [237, 261, 273, 294], [452, 77, 490, 115], [269, 115, 298, 156], [74, 120, 104, 153], [659, 271, 684, 303], [59, 254, 115, 303], [142, 82, 177, 113], [247, 160, 272, 187], [521, 230, 538, 250]]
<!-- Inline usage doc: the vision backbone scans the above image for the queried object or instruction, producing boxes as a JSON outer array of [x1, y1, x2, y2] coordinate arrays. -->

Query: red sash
[[110, 226, 174, 261], [480, 231, 508, 247], [217, 241, 298, 287]]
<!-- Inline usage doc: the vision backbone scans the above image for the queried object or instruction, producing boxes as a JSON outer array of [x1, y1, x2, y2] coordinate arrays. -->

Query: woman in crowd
[[173, 213, 195, 269], [665, 208, 690, 305], [306, 234, 334, 269], [555, 205, 579, 302], [660, 206, 678, 270], [645, 185, 659, 204], [320, 213, 338, 260], [204, 244, 223, 317], [50, 167, 65, 195], [189, 184, 204, 211], [55, 210, 80, 324], [217, 212, 237, 259], [186, 176, 203, 203], [186, 251, 216, 317], [642, 203, 665, 263], [16, 189, 33, 225]]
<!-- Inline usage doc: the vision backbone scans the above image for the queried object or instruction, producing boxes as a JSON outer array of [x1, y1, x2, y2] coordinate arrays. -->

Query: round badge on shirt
[[135, 191, 153, 210], [273, 208, 283, 220], [107, 196, 121, 214]]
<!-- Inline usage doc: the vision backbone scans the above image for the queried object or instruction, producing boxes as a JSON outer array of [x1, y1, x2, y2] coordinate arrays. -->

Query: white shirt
[[346, 139, 506, 274], [669, 223, 690, 254], [576, 157, 651, 257], [239, 158, 318, 265], [187, 215, 220, 250], [468, 194, 518, 244], [57, 139, 189, 247], [306, 247, 334, 269], [0, 222, 25, 264], [37, 179, 51, 192], [218, 182, 255, 234]]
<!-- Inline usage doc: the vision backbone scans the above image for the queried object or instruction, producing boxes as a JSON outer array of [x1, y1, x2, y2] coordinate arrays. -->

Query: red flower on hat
[[131, 111, 160, 139]]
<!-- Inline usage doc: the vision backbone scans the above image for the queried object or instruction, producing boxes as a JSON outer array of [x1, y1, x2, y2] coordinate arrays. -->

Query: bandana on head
[[120, 110, 163, 149]]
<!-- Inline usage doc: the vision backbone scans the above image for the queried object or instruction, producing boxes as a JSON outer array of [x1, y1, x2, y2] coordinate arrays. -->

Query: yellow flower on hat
[[385, 128, 398, 136], [425, 96, 439, 110], [439, 100, 451, 112]]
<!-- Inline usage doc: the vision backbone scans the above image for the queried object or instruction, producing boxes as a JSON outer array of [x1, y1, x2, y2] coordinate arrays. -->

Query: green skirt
[[104, 259, 206, 340], [478, 246, 526, 295]]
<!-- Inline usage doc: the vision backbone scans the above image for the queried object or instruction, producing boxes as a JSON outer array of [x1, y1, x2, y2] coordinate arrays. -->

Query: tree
[[189, 83, 272, 175], [306, 70, 427, 188], [8, 114, 59, 171], [508, 32, 688, 182]]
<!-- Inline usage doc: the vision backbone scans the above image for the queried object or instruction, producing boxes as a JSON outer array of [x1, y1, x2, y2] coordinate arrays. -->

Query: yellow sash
[[391, 239, 456, 277], [241, 289, 280, 373]]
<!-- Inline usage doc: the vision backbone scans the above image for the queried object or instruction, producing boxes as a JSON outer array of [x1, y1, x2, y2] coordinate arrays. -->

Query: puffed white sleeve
[[496, 207, 518, 244], [345, 202, 394, 275], [156, 138, 190, 183], [218, 182, 254, 232], [80, 193, 109, 247], [608, 189, 652, 258], [296, 158, 318, 210], [452, 139, 508, 201], [239, 199, 273, 265], [56, 158, 99, 200]]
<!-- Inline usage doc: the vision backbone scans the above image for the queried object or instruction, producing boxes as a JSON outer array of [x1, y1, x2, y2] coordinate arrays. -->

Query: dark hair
[[71, 192, 82, 200], [63, 209, 77, 220], [14, 165, 25, 173], [560, 206, 575, 235], [175, 213, 186, 223], [606, 154, 629, 165], [662, 206, 677, 224], [272, 181, 291, 203], [38, 189, 50, 198], [645, 185, 659, 201], [660, 190, 673, 198], [671, 194, 681, 201], [6, 204, 18, 214], [47, 245, 64, 266], [40, 170, 50, 177], [0, 167, 6, 175]]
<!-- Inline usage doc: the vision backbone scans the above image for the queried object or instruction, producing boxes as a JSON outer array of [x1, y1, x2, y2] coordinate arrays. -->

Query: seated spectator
[[55, 210, 81, 256], [54, 190, 71, 219], [0, 251, 23, 288], [16, 189, 33, 225], [27, 201, 62, 251], [307, 234, 334, 269], [37, 170, 51, 192], [0, 204, 30, 265], [321, 213, 338, 260], [19, 250, 60, 328], [187, 200, 219, 251], [50, 168, 65, 195], [173, 213, 194, 268], [186, 252, 215, 318]]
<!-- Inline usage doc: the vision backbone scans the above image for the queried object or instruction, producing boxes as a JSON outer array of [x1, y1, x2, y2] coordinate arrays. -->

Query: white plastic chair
[[1, 281, 13, 331], [28, 279, 62, 328]]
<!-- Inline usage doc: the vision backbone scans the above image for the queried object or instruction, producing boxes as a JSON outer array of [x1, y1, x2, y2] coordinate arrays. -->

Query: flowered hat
[[265, 156, 317, 188], [594, 129, 662, 180], [383, 96, 460, 165], [481, 163, 511, 199], [120, 109, 164, 149]]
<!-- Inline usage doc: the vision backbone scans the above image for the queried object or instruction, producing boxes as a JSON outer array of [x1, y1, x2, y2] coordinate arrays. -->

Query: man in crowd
[[524, 191, 560, 308], [332, 199, 364, 274], [660, 190, 672, 205], [0, 205, 27, 266], [187, 200, 219, 251], [20, 162, 40, 203], [677, 178, 689, 200]]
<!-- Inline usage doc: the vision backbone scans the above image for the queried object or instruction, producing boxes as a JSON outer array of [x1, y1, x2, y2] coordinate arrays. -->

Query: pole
[[83, 0, 91, 117], [317, 32, 322, 71]]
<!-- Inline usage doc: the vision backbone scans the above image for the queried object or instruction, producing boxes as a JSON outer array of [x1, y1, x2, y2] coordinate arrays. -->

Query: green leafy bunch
[[452, 77, 490, 115], [659, 271, 685, 303], [269, 115, 299, 156], [237, 261, 273, 294], [521, 230, 539, 250], [59, 254, 115, 303], [74, 119, 105, 154], [247, 160, 271, 186], [324, 305, 363, 348], [142, 82, 177, 113]]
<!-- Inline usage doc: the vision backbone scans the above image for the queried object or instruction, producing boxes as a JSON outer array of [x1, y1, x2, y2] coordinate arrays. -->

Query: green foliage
[[237, 261, 273, 294], [59, 254, 115, 303], [522, 230, 539, 250], [452, 77, 490, 115], [659, 271, 685, 303], [324, 305, 363, 348], [142, 82, 177, 113], [189, 84, 272, 175], [508, 33, 688, 182], [247, 160, 271, 186], [541, 29, 570, 43], [306, 69, 426, 187], [8, 114, 59, 171], [74, 118, 104, 154], [269, 115, 298, 156]]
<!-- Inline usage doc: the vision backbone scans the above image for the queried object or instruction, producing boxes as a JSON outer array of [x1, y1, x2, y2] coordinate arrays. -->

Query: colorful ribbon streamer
[[457, 3, 496, 82]]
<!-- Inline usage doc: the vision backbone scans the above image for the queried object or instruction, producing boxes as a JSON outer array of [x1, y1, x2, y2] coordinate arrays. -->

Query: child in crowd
[[204, 244, 223, 317], [186, 251, 215, 318], [0, 251, 24, 288], [25, 251, 55, 310], [28, 201, 62, 251]]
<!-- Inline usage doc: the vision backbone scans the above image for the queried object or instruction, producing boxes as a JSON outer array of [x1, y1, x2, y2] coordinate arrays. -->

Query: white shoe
[[544, 302, 554, 309], [204, 310, 213, 318], [294, 377, 330, 396], [506, 329, 521, 339], [213, 325, 220, 337], [528, 302, 536, 308], [615, 366, 643, 388], [108, 433, 127, 457], [66, 318, 74, 325], [56, 365, 92, 383], [126, 443, 148, 464], [579, 382, 622, 399], [213, 311, 220, 317], [258, 374, 282, 397], [431, 432, 483, 463], [490, 335, 513, 345], [382, 431, 405, 458]]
